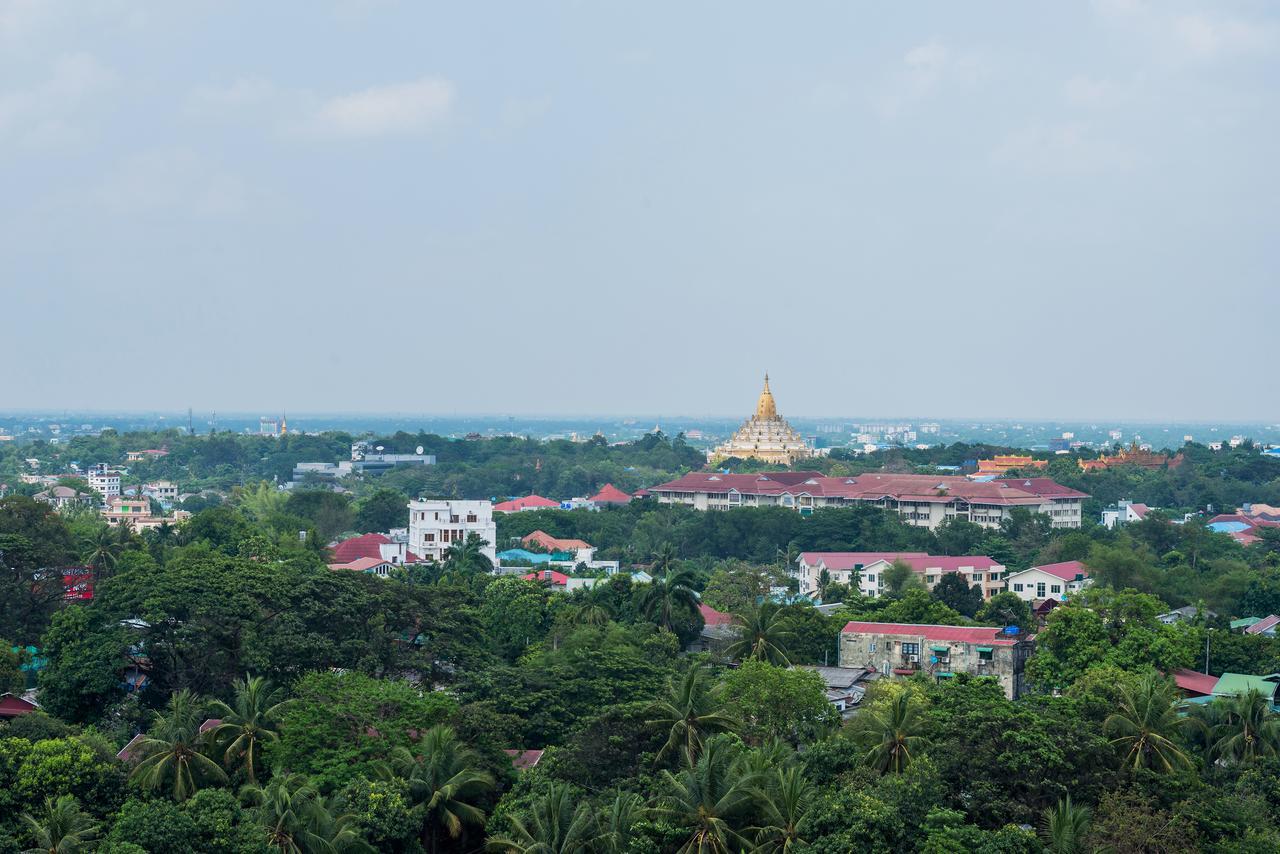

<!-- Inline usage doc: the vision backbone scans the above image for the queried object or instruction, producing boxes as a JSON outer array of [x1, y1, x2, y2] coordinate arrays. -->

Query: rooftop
[[841, 621, 1021, 645]]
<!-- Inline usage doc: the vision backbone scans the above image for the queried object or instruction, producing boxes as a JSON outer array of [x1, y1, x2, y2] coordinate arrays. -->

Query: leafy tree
[[647, 666, 739, 763], [206, 674, 292, 783], [720, 660, 837, 746], [724, 602, 795, 665], [386, 725, 494, 854], [351, 488, 410, 534], [481, 576, 551, 661], [1103, 674, 1191, 773], [0, 640, 23, 693], [444, 531, 495, 574], [930, 573, 983, 618], [975, 592, 1034, 633], [241, 771, 372, 853], [1206, 690, 1280, 765], [638, 567, 700, 634], [881, 560, 922, 597], [20, 794, 100, 854], [654, 735, 756, 854], [130, 689, 229, 801]]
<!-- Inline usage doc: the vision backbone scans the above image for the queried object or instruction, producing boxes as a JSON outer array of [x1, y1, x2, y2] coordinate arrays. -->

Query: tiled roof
[[649, 472, 1086, 505], [1020, 560, 1090, 582], [523, 530, 592, 552], [1244, 615, 1280, 635], [841, 621, 1020, 645], [1170, 668, 1219, 695], [493, 495, 560, 512], [589, 483, 633, 504], [328, 556, 392, 572], [798, 552, 928, 571], [699, 603, 735, 625], [1129, 503, 1150, 518], [892, 555, 1003, 573], [523, 569, 570, 585], [504, 749, 544, 770], [331, 533, 390, 564]]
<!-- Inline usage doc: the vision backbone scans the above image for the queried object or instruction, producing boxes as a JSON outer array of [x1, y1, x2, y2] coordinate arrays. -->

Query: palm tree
[[748, 766, 813, 853], [723, 602, 795, 665], [444, 532, 494, 574], [856, 690, 928, 774], [647, 666, 740, 763], [816, 568, 831, 602], [83, 526, 122, 581], [654, 735, 757, 854], [1103, 674, 1191, 772], [593, 792, 647, 854], [387, 724, 493, 853], [242, 772, 371, 853], [1040, 795, 1091, 854], [20, 795, 99, 854], [129, 688, 228, 801], [1210, 689, 1280, 764], [207, 674, 292, 783], [639, 551, 700, 632], [486, 783, 596, 854]]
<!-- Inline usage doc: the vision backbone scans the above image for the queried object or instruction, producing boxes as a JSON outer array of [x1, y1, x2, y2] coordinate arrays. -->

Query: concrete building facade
[[407, 498, 496, 564]]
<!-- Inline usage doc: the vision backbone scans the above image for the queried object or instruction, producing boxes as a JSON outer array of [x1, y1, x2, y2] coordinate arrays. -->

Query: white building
[[144, 481, 179, 506], [1100, 500, 1151, 529], [87, 470, 121, 500], [1003, 561, 1091, 605], [407, 499, 496, 564], [795, 552, 1008, 600]]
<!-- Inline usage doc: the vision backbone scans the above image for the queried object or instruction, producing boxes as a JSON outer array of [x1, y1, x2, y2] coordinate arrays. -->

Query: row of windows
[[1012, 582, 1063, 595]]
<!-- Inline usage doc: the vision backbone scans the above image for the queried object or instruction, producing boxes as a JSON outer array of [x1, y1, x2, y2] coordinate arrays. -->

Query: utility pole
[[1205, 632, 1210, 674]]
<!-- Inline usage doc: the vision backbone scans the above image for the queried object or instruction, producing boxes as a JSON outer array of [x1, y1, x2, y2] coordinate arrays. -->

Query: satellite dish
[[375, 446, 384, 452], [416, 446, 424, 455]]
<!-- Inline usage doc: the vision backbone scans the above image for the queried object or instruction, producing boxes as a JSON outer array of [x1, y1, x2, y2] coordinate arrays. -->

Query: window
[[1051, 584, 1062, 594], [978, 649, 994, 662], [866, 574, 875, 583], [901, 642, 920, 656], [1013, 583, 1024, 592], [972, 573, 984, 581], [1036, 583, 1046, 598]]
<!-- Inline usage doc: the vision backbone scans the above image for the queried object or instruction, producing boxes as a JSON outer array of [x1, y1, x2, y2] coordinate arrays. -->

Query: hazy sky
[[2, 1, 1277, 420]]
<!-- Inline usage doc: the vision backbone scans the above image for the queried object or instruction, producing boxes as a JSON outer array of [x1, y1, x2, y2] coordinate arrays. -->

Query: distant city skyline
[[2, 2, 1277, 419]]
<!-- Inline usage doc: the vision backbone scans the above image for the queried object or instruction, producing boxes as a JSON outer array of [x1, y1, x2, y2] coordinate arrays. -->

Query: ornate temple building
[[1079, 441, 1184, 473], [710, 375, 814, 465]]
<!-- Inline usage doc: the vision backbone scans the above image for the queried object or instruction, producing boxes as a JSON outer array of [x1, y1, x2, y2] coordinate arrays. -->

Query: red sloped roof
[[329, 556, 393, 572], [1170, 668, 1219, 696], [841, 621, 1019, 645], [699, 603, 736, 625], [798, 552, 928, 571], [523, 530, 592, 552], [504, 748, 544, 769], [590, 483, 633, 504], [1028, 560, 1090, 582], [895, 555, 1003, 573], [494, 495, 560, 512], [331, 533, 390, 564], [523, 569, 570, 585], [1245, 615, 1280, 635]]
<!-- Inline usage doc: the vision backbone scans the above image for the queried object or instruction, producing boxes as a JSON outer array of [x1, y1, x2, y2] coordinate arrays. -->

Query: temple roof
[[755, 374, 778, 420]]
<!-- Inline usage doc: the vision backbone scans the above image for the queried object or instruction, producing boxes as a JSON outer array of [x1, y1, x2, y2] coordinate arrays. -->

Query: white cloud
[[91, 149, 256, 217], [992, 122, 1133, 174], [1093, 1, 1274, 61], [0, 52, 116, 148], [312, 76, 454, 137], [875, 40, 985, 117], [185, 77, 280, 118]]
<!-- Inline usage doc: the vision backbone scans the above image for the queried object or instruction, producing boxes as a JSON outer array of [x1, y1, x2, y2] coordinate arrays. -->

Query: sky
[[1, 0, 1277, 421]]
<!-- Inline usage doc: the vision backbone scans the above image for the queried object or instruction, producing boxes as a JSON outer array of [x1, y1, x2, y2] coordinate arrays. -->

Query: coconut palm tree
[[816, 568, 831, 602], [82, 526, 123, 581], [1040, 795, 1091, 854], [1210, 689, 1280, 764], [20, 795, 99, 854], [130, 688, 228, 801], [387, 724, 493, 854], [486, 783, 596, 854], [593, 792, 647, 854], [207, 674, 292, 783], [638, 553, 700, 632], [856, 690, 928, 774], [1103, 674, 1191, 772], [444, 532, 494, 574], [723, 602, 795, 666], [241, 772, 371, 854], [748, 766, 814, 854], [654, 735, 758, 854], [647, 666, 740, 763]]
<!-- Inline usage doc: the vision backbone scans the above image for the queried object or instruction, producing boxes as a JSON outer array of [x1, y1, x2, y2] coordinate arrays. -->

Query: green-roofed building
[[1212, 673, 1280, 705], [1230, 617, 1262, 631]]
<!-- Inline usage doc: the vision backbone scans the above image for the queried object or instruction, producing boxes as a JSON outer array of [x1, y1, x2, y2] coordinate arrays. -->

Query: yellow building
[[710, 375, 813, 465]]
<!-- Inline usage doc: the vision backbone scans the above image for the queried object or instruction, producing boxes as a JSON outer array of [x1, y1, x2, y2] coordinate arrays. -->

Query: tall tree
[[638, 567, 700, 633], [647, 667, 739, 763], [485, 783, 595, 854], [206, 674, 292, 783], [20, 795, 100, 854], [748, 766, 814, 854], [242, 771, 371, 854], [1040, 795, 1091, 854], [1103, 674, 1191, 772], [386, 725, 493, 854], [1209, 689, 1280, 764], [855, 690, 928, 774], [724, 601, 795, 666], [130, 689, 229, 801], [654, 735, 757, 854], [443, 531, 494, 574]]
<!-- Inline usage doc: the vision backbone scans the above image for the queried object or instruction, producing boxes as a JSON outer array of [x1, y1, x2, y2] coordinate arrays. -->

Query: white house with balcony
[[1003, 561, 1092, 605], [407, 498, 496, 564]]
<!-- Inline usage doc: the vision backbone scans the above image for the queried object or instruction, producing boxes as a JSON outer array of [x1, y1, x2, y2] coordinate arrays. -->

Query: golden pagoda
[[710, 375, 813, 465]]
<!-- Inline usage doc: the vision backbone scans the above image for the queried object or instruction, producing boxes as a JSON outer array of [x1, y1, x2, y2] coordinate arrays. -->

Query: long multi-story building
[[796, 552, 1008, 599], [839, 621, 1033, 699], [647, 471, 1086, 529], [407, 499, 496, 564]]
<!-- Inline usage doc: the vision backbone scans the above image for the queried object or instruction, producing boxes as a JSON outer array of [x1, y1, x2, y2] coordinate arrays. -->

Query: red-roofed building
[[647, 472, 1086, 530], [1170, 668, 1220, 697], [699, 603, 735, 626], [493, 495, 560, 513], [1245, 615, 1280, 637], [840, 621, 1032, 698], [588, 484, 633, 506], [0, 692, 38, 720], [328, 556, 396, 578], [329, 532, 418, 566], [523, 569, 570, 589], [504, 749, 544, 770], [522, 530, 595, 563], [1004, 561, 1092, 605]]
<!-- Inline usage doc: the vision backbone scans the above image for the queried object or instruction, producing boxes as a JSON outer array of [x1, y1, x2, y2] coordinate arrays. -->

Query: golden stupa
[[710, 375, 813, 465]]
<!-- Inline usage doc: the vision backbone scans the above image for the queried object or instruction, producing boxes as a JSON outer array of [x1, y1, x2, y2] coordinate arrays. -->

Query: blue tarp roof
[[1209, 521, 1251, 533], [497, 549, 551, 564]]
